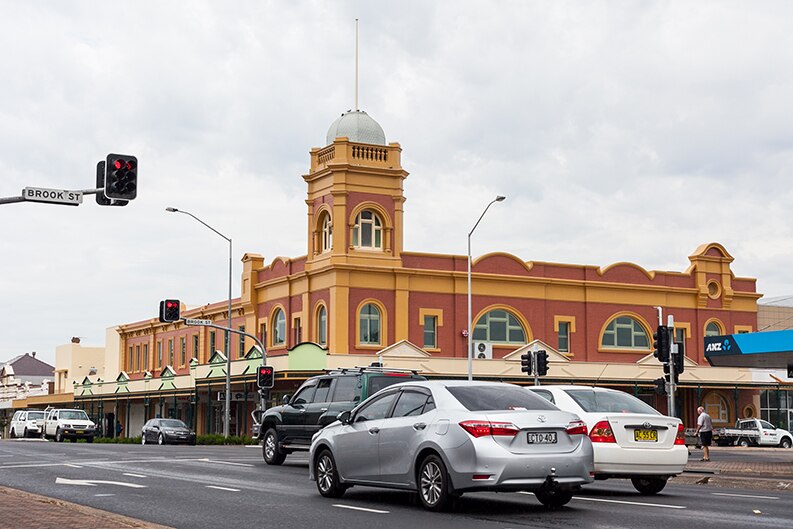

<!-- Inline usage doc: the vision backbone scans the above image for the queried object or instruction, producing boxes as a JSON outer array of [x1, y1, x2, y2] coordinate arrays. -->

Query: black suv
[[259, 366, 425, 464]]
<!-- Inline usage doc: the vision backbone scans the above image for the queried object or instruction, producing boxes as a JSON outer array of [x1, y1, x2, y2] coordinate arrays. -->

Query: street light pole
[[166, 207, 233, 438], [467, 195, 506, 381]]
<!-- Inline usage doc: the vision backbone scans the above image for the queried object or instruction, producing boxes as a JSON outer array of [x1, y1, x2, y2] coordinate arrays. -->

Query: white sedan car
[[529, 385, 687, 495]]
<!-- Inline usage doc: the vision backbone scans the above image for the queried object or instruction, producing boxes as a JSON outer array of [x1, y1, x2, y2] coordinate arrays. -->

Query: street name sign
[[22, 187, 83, 206], [185, 318, 212, 326]]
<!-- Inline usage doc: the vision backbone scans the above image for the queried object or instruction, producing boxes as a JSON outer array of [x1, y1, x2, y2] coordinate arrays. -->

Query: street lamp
[[166, 206, 233, 438], [467, 195, 506, 381]]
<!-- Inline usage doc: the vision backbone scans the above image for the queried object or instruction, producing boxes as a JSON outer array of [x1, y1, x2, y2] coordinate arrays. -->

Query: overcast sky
[[2, 1, 792, 366]]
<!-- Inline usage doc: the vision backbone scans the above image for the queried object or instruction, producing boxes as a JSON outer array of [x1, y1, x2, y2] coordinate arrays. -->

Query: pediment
[[208, 350, 227, 365], [503, 340, 570, 362], [159, 365, 176, 378], [116, 371, 130, 383], [378, 340, 431, 358]]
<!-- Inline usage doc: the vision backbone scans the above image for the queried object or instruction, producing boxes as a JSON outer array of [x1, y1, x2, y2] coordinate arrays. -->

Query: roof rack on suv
[[325, 365, 419, 376]]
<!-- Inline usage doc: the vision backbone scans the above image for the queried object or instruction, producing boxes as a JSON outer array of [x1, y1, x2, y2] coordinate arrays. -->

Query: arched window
[[272, 309, 286, 346], [473, 309, 526, 344], [321, 213, 332, 252], [702, 392, 730, 423], [317, 305, 327, 346], [705, 321, 723, 337], [353, 210, 382, 249], [359, 303, 381, 345], [601, 316, 649, 349]]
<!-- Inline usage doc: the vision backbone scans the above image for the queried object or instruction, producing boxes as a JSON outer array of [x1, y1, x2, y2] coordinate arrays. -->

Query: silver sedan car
[[309, 380, 594, 510]]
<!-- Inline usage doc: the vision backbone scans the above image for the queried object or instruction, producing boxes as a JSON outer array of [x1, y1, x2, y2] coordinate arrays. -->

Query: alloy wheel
[[317, 454, 334, 493], [420, 460, 443, 506]]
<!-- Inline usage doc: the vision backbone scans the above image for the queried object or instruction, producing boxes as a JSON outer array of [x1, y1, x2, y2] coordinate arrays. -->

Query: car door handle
[[413, 422, 427, 430], [321, 408, 328, 412], [368, 427, 380, 434], [299, 409, 306, 413]]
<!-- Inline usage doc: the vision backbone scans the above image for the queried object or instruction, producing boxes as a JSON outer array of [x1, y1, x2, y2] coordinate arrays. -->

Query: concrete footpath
[[1, 450, 791, 529], [0, 486, 173, 529]]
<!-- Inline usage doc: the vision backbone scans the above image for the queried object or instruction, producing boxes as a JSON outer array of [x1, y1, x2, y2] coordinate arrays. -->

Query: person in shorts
[[694, 406, 713, 461]]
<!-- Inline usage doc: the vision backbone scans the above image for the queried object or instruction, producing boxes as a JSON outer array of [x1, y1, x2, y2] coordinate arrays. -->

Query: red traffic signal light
[[257, 365, 275, 389], [104, 153, 137, 200], [159, 299, 181, 323]]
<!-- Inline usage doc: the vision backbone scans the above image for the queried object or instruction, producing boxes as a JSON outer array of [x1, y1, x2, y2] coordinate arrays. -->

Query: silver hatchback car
[[309, 380, 594, 510]]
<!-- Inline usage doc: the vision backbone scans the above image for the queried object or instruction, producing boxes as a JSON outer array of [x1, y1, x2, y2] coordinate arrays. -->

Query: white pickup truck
[[713, 418, 792, 448], [42, 408, 97, 443]]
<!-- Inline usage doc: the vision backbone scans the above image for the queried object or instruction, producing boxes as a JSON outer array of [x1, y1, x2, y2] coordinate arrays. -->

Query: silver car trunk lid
[[483, 410, 583, 454]]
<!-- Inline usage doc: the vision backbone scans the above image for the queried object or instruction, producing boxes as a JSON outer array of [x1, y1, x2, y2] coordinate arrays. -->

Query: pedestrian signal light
[[257, 365, 275, 389]]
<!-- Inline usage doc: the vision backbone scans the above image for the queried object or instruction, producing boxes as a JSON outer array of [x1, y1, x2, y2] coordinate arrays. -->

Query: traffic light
[[653, 325, 670, 363], [104, 154, 137, 200], [158, 299, 181, 323], [95, 161, 128, 206], [663, 363, 679, 385], [257, 365, 275, 389], [520, 353, 532, 375], [673, 343, 685, 375], [535, 350, 549, 376], [653, 377, 667, 396]]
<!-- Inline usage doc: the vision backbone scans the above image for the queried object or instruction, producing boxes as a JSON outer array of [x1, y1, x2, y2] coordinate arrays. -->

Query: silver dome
[[326, 110, 386, 146]]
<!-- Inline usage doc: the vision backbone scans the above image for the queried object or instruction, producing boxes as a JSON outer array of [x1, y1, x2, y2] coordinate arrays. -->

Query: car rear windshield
[[368, 374, 424, 395], [447, 385, 558, 411], [61, 410, 89, 420], [28, 412, 45, 420], [564, 389, 660, 415]]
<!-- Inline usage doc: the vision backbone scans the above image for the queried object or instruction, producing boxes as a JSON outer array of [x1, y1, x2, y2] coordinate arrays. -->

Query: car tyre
[[24, 428, 29, 438], [9, 428, 16, 439], [418, 454, 453, 511], [262, 428, 286, 465], [631, 477, 668, 495], [534, 488, 574, 509], [158, 433, 165, 446], [738, 438, 751, 447], [55, 429, 63, 442], [780, 437, 792, 449], [141, 434, 147, 445], [315, 449, 346, 498]]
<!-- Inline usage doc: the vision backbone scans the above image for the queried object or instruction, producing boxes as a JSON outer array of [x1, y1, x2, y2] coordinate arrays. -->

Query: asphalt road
[[1, 439, 791, 529]]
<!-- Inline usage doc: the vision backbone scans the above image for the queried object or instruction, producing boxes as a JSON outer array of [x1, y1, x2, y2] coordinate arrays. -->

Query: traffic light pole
[[667, 315, 676, 417]]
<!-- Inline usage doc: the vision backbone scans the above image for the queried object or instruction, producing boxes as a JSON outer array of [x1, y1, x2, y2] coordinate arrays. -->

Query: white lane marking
[[56, 477, 146, 488], [574, 496, 686, 509], [64, 464, 83, 468], [95, 494, 115, 497], [123, 473, 147, 478], [333, 504, 390, 514], [206, 485, 241, 492], [712, 492, 779, 500], [199, 458, 254, 467]]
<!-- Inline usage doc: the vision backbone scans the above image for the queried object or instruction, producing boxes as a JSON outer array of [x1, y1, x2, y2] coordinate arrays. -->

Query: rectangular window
[[238, 326, 245, 358], [210, 331, 216, 353], [128, 346, 133, 372], [157, 342, 162, 369], [168, 339, 174, 366], [260, 322, 267, 343], [136, 345, 141, 372], [143, 343, 149, 371], [558, 322, 570, 353], [192, 334, 199, 362], [180, 337, 186, 366], [423, 315, 437, 349], [294, 318, 302, 344]]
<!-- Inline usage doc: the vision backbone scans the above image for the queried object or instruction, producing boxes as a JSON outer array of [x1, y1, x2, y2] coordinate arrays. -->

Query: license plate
[[634, 429, 658, 442], [76, 430, 84, 434], [527, 432, 557, 444]]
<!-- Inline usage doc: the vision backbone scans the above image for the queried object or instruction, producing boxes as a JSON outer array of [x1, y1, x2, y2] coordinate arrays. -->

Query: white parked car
[[529, 385, 687, 495], [9, 409, 46, 438], [43, 409, 97, 443]]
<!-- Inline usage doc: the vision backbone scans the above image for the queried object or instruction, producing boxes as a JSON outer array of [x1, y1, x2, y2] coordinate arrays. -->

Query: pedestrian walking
[[694, 406, 713, 461]]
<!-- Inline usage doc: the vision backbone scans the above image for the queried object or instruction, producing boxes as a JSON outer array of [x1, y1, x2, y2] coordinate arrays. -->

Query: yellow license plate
[[76, 430, 84, 434], [634, 429, 657, 442]]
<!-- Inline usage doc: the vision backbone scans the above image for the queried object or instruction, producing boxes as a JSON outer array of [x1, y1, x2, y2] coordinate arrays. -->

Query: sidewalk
[[0, 486, 173, 529]]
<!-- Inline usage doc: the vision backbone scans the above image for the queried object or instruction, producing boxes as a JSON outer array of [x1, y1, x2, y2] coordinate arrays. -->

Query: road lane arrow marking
[[56, 477, 146, 488]]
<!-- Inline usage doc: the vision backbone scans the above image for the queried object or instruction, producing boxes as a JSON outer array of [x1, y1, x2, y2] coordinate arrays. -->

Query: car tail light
[[675, 423, 685, 445], [566, 420, 588, 436], [459, 420, 519, 438], [589, 420, 616, 443]]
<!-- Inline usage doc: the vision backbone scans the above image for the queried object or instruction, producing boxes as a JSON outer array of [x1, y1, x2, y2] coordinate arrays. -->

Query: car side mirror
[[337, 411, 352, 425], [282, 395, 291, 406]]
